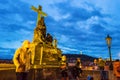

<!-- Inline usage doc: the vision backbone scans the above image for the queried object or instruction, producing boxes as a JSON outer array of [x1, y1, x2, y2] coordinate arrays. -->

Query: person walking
[[60, 55, 69, 80], [72, 58, 82, 80], [97, 57, 106, 80], [60, 63, 69, 80], [13, 40, 32, 80]]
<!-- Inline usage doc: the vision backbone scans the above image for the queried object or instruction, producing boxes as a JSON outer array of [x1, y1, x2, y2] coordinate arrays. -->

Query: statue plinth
[[31, 43, 61, 66]]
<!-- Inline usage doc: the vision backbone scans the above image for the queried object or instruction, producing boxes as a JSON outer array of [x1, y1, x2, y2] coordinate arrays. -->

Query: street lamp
[[105, 34, 113, 70]]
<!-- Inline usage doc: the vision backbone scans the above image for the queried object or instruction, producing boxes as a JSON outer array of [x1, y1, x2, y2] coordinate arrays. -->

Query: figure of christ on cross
[[31, 5, 47, 25]]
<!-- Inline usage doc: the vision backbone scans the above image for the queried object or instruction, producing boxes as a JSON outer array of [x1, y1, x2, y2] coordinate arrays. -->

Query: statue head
[[38, 5, 42, 10], [61, 55, 67, 61], [77, 58, 81, 62], [22, 40, 31, 49], [94, 59, 97, 64], [98, 57, 102, 62]]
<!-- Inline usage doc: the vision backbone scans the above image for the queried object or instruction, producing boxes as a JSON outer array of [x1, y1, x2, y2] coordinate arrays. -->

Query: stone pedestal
[[30, 65, 61, 80]]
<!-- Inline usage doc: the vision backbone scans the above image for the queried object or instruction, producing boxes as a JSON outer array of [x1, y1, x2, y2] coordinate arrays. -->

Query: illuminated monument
[[31, 5, 62, 66]]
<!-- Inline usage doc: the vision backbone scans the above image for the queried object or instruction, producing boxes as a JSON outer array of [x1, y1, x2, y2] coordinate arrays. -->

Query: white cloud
[[54, 14, 70, 21], [70, 0, 94, 12], [13, 29, 33, 42], [22, 20, 36, 29], [118, 52, 120, 58], [0, 41, 21, 49], [20, 0, 67, 6], [26, 21, 35, 25], [1, 13, 23, 25], [75, 16, 99, 31], [15, 29, 32, 35], [62, 13, 70, 19], [59, 35, 69, 43], [58, 45, 78, 53], [87, 16, 99, 24], [0, 50, 11, 53]]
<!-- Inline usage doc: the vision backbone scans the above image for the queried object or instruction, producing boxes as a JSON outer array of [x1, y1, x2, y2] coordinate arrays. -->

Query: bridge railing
[[0, 64, 116, 80]]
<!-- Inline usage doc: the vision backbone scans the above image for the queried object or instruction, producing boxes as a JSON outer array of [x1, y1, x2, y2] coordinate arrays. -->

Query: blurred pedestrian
[[60, 55, 69, 80], [93, 59, 98, 70], [13, 40, 31, 80], [60, 63, 69, 80], [97, 57, 106, 80], [113, 59, 120, 80], [72, 58, 82, 80], [87, 75, 94, 80]]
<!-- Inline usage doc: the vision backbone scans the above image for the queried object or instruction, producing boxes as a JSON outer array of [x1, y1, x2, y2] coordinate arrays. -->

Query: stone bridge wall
[[0, 69, 110, 80], [0, 65, 113, 80]]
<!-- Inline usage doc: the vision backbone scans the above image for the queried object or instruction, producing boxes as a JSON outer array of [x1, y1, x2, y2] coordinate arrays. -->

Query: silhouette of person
[[97, 57, 106, 80], [60, 55, 69, 80], [60, 63, 69, 80], [73, 58, 82, 80]]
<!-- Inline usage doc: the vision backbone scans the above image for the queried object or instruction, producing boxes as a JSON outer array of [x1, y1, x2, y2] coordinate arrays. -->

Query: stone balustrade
[[0, 64, 117, 80]]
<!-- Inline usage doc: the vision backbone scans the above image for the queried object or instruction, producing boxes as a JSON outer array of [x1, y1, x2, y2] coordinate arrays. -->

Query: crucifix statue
[[31, 5, 47, 25]]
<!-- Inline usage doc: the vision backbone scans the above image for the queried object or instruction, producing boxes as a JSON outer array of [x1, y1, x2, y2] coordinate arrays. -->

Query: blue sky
[[0, 0, 120, 59]]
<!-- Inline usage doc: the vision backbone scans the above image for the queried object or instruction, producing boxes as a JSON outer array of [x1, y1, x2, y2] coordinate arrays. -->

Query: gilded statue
[[33, 17, 46, 43]]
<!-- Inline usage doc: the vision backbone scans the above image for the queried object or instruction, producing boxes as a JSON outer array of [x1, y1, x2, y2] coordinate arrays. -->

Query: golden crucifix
[[31, 5, 47, 25]]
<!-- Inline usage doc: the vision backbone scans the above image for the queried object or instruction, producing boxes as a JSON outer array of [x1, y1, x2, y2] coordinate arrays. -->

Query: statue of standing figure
[[33, 17, 46, 44], [45, 33, 53, 46]]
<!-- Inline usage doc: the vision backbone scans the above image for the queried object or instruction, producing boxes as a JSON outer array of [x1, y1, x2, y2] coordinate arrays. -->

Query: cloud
[[75, 16, 101, 31], [70, 1, 94, 11], [45, 1, 109, 38], [0, 0, 36, 30], [59, 35, 69, 43], [118, 52, 120, 58], [58, 45, 79, 53], [0, 41, 22, 49], [0, 50, 10, 53], [0, 47, 15, 59], [0, 0, 34, 44]]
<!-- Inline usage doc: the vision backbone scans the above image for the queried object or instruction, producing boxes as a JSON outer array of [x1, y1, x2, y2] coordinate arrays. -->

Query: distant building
[[62, 54, 98, 65]]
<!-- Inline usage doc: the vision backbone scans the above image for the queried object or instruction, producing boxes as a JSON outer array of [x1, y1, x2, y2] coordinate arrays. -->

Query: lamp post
[[105, 34, 113, 70]]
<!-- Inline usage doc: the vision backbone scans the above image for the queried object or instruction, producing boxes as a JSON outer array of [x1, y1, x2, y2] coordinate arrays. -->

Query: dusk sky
[[0, 0, 120, 60]]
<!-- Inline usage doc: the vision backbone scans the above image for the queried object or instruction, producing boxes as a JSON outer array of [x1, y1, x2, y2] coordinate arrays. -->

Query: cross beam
[[31, 5, 47, 25]]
